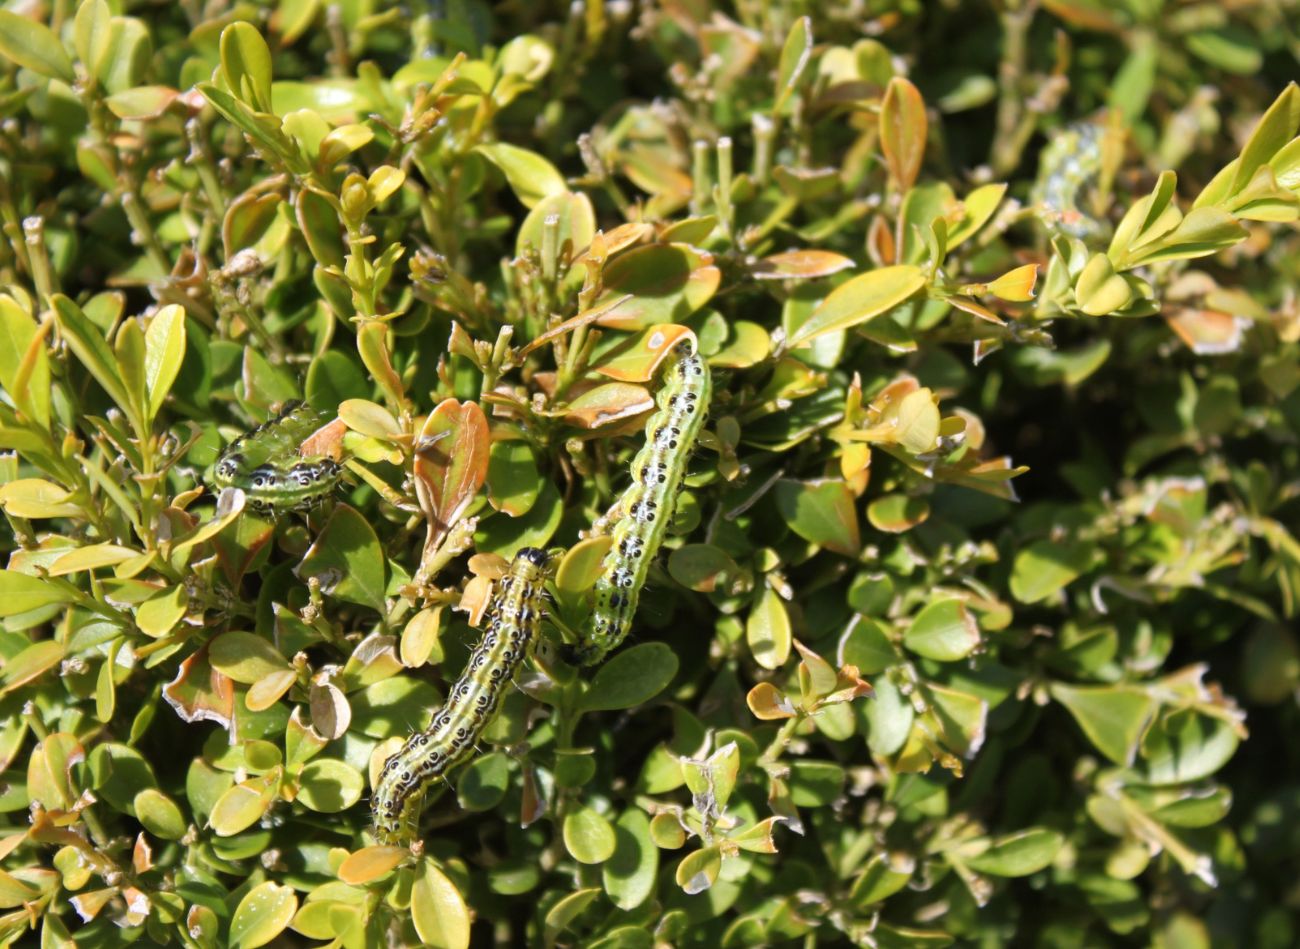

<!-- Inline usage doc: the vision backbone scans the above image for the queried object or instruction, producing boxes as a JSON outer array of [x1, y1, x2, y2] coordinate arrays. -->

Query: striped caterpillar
[[569, 339, 712, 667], [209, 401, 344, 513], [372, 546, 553, 845]]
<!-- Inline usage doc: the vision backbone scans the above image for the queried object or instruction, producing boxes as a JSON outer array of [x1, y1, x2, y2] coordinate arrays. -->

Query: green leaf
[[602, 809, 659, 911], [866, 494, 930, 533], [296, 504, 388, 612], [786, 266, 925, 348], [516, 189, 596, 261], [1186, 27, 1263, 76], [849, 852, 915, 907], [1227, 85, 1300, 196], [903, 599, 980, 662], [475, 142, 566, 208], [143, 304, 186, 422], [486, 440, 542, 517], [296, 759, 364, 812], [209, 632, 290, 684], [411, 861, 471, 949], [457, 751, 511, 811], [543, 888, 602, 942], [564, 805, 617, 864], [578, 642, 678, 712], [73, 0, 114, 83], [0, 640, 65, 694], [1009, 540, 1090, 604], [229, 881, 297, 949], [0, 570, 75, 617], [675, 845, 721, 895], [1142, 712, 1240, 785], [1074, 253, 1134, 315], [0, 293, 51, 428], [1050, 683, 1156, 766], [946, 183, 1007, 248], [746, 586, 792, 671], [839, 616, 896, 675], [1126, 206, 1247, 266], [772, 478, 861, 557], [0, 478, 79, 519], [220, 22, 274, 113], [865, 676, 914, 757], [52, 295, 142, 433], [667, 544, 741, 593], [0, 11, 74, 82], [788, 760, 845, 806], [209, 772, 280, 836], [963, 829, 1063, 876], [133, 788, 187, 840], [772, 16, 812, 115]]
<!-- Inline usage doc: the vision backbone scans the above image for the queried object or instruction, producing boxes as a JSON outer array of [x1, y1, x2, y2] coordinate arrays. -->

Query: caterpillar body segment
[[371, 547, 553, 845], [571, 341, 712, 666]]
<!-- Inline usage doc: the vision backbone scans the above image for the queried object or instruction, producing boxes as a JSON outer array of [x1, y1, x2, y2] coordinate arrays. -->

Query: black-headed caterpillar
[[209, 400, 344, 513], [570, 339, 711, 666], [371, 546, 553, 845]]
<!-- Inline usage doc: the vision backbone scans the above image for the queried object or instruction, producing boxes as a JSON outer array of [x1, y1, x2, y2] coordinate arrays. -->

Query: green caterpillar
[[372, 547, 553, 845], [209, 400, 344, 513], [569, 340, 712, 667], [1032, 122, 1106, 240]]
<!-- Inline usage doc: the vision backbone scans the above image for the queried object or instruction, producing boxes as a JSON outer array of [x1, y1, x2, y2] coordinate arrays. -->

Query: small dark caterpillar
[[569, 340, 712, 666], [372, 546, 553, 845], [209, 401, 343, 513]]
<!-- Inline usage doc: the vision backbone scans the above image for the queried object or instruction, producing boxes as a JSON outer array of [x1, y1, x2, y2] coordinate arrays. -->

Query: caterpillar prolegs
[[209, 400, 344, 513], [570, 340, 712, 667], [372, 547, 553, 845]]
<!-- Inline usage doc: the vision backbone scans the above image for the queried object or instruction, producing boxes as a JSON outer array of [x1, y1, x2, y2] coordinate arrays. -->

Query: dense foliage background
[[0, 1, 1298, 946]]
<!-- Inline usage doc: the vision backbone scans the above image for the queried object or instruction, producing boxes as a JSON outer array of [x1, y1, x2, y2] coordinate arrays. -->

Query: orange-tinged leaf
[[518, 293, 633, 359], [880, 77, 927, 192], [949, 296, 1006, 325], [162, 645, 236, 729], [592, 324, 695, 382], [987, 264, 1039, 302], [338, 846, 409, 884], [298, 415, 347, 460], [1166, 309, 1247, 354], [574, 222, 654, 268], [752, 250, 854, 281], [562, 383, 655, 429], [747, 682, 797, 720], [413, 399, 490, 550]]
